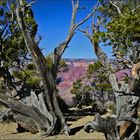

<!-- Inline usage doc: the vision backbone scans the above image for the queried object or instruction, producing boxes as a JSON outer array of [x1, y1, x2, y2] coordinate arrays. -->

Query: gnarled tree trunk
[[91, 39, 139, 139], [81, 25, 140, 139], [0, 0, 94, 136]]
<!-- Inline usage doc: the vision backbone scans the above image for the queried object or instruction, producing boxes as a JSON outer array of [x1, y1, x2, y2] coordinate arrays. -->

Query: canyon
[[58, 59, 131, 106]]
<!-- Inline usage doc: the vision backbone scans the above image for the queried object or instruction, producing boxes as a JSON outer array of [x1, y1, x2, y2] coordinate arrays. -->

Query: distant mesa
[[58, 59, 94, 106], [58, 59, 131, 106]]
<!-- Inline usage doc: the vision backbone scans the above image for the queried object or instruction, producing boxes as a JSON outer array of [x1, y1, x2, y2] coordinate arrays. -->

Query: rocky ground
[[0, 115, 105, 139]]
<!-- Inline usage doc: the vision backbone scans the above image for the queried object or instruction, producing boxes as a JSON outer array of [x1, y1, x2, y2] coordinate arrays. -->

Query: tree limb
[[16, 0, 55, 111], [74, 8, 96, 29], [132, 5, 140, 14], [26, 0, 36, 8], [118, 117, 139, 125], [78, 28, 91, 39], [107, 0, 123, 16], [53, 0, 95, 77]]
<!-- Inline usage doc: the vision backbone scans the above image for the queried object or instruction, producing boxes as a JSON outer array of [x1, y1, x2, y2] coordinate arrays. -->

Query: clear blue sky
[[32, 0, 112, 59]]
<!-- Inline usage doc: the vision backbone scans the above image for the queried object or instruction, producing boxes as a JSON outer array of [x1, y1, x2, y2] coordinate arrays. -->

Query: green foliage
[[59, 60, 68, 69], [104, 101, 116, 114], [0, 0, 7, 6], [123, 76, 130, 83], [45, 55, 53, 69], [0, 0, 38, 69], [87, 61, 103, 76], [12, 55, 68, 89], [71, 78, 93, 107], [87, 61, 111, 92], [26, 76, 41, 88], [0, 0, 41, 91], [24, 8, 38, 37], [12, 64, 41, 89], [46, 54, 68, 72], [98, 0, 140, 62], [71, 61, 112, 107], [71, 79, 82, 95], [26, 63, 36, 70], [106, 11, 140, 58]]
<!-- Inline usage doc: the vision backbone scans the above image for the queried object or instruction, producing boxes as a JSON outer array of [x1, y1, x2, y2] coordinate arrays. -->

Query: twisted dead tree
[[0, 0, 94, 136], [84, 113, 119, 140], [80, 1, 140, 139]]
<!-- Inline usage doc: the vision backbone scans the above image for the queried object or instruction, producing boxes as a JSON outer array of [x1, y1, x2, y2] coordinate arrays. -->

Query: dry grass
[[0, 116, 105, 139]]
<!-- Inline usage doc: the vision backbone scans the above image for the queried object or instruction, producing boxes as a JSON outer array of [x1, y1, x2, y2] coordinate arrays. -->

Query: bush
[[104, 101, 116, 114]]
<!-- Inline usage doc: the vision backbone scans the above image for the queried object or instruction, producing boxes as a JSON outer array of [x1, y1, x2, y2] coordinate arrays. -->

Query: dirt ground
[[0, 115, 105, 139]]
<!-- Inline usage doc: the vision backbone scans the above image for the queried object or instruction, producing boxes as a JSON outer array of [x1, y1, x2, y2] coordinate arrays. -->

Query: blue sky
[[32, 0, 112, 59]]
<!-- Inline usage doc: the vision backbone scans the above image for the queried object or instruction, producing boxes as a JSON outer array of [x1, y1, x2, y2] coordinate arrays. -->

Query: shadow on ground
[[70, 125, 84, 135]]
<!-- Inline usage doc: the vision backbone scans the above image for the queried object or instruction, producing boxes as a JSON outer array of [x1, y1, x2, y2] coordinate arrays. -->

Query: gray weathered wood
[[0, 0, 95, 136]]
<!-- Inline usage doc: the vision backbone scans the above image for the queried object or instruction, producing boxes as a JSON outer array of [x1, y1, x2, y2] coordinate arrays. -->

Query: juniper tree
[[0, 0, 94, 136], [80, 0, 140, 139], [71, 61, 112, 109]]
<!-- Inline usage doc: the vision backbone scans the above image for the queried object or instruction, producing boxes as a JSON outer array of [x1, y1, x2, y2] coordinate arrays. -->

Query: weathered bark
[[91, 39, 139, 139], [80, 25, 140, 139], [0, 94, 52, 133], [0, 0, 94, 136], [84, 113, 120, 140], [13, 114, 38, 134]]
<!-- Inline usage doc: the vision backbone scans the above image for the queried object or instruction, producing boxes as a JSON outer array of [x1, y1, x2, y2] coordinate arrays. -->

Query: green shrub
[[104, 101, 116, 114]]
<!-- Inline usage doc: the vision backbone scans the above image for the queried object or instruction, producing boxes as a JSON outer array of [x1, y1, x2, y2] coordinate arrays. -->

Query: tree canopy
[[97, 0, 140, 64]]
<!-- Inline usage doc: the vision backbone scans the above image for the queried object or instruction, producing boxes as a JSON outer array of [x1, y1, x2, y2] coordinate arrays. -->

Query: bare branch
[[91, 3, 99, 30], [77, 0, 114, 70], [107, 0, 123, 16], [118, 117, 139, 124], [69, 0, 79, 28], [0, 25, 8, 38], [78, 26, 111, 70], [16, 0, 55, 112], [78, 28, 91, 40], [26, 0, 37, 8], [76, 1, 99, 29], [78, 4, 119, 91], [53, 0, 95, 75], [71, 0, 74, 9], [74, 8, 95, 29], [132, 5, 140, 14], [92, 39, 111, 68], [7, 2, 13, 13], [6, 2, 16, 22]]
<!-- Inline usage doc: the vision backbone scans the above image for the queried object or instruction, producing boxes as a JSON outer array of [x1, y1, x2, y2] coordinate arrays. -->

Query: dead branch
[[78, 28, 91, 39], [26, 0, 36, 8], [53, 0, 95, 75], [118, 117, 139, 125], [132, 5, 140, 14], [15, 0, 94, 135], [107, 0, 123, 16], [74, 9, 95, 29]]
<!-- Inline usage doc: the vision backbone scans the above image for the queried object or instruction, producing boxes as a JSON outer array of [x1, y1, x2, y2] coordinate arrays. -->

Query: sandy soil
[[0, 116, 105, 139]]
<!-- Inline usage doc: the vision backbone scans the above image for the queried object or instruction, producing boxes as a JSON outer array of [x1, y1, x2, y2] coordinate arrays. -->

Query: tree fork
[[13, 0, 95, 136]]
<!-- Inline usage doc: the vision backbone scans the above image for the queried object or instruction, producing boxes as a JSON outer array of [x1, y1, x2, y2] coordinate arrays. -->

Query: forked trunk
[[0, 0, 94, 136], [83, 37, 140, 139]]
